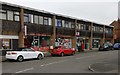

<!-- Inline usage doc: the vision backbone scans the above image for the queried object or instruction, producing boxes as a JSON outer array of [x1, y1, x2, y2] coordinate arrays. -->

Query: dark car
[[99, 42, 113, 51], [113, 43, 120, 50]]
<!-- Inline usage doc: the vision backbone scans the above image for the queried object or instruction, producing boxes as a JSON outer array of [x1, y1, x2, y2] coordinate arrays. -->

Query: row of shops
[[0, 34, 110, 51]]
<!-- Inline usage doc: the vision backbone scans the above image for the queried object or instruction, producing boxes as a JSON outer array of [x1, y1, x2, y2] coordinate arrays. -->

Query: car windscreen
[[54, 46, 62, 49], [114, 43, 119, 46], [11, 48, 27, 51]]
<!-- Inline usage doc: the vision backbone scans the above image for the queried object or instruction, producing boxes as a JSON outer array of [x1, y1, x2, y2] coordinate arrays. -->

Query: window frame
[[14, 11, 20, 21], [0, 9, 7, 20]]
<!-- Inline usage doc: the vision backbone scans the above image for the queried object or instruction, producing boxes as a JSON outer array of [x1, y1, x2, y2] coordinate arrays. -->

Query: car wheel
[[51, 54, 55, 57], [60, 53, 64, 57], [17, 56, 24, 62], [37, 54, 43, 60], [71, 52, 75, 55]]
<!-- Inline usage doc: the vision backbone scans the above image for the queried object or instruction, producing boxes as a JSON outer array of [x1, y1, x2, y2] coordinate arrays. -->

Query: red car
[[51, 46, 75, 57]]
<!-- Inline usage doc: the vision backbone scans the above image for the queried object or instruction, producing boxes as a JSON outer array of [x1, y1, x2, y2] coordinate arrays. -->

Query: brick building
[[110, 19, 120, 43], [0, 2, 113, 51]]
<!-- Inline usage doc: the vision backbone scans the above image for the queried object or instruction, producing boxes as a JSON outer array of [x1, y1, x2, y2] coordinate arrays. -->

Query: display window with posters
[[55, 38, 72, 48], [30, 36, 50, 51]]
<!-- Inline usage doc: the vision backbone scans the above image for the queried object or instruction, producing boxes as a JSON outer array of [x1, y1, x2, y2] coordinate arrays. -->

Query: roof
[[0, 1, 112, 27]]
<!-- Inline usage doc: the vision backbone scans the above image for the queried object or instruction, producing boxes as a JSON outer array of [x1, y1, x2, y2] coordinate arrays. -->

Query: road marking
[[41, 60, 67, 66], [76, 55, 96, 59], [40, 64, 45, 67], [88, 64, 95, 72], [15, 67, 34, 74]]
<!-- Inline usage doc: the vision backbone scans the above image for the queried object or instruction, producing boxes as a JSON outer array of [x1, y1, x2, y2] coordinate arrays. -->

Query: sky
[[0, 0, 119, 25]]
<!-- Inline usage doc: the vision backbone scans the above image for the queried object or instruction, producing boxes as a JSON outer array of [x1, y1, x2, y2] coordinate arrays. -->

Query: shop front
[[25, 34, 50, 52], [0, 35, 19, 49], [92, 39, 100, 49], [55, 37, 72, 49], [76, 37, 89, 51]]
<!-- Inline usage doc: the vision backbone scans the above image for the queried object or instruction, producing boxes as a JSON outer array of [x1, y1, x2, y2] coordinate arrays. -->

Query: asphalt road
[[2, 50, 119, 74]]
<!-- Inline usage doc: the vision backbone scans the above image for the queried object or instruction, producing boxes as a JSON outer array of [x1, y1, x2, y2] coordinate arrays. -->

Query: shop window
[[92, 39, 100, 48], [34, 15, 39, 24], [14, 12, 20, 21], [40, 36, 50, 47], [39, 16, 43, 24], [7, 10, 13, 21], [0, 9, 7, 20]]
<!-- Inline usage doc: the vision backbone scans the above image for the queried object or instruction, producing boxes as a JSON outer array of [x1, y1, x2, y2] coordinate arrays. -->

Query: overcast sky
[[0, 0, 119, 25]]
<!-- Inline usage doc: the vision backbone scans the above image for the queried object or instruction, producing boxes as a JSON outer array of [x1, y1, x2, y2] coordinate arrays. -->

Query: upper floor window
[[29, 14, 33, 23], [100, 27, 103, 32], [34, 15, 39, 24], [83, 24, 86, 30], [39, 16, 43, 24], [62, 20, 65, 27], [44, 17, 48, 25], [71, 22, 75, 28], [0, 9, 7, 20], [7, 10, 13, 21], [76, 23, 79, 29], [48, 18, 52, 25], [92, 26, 95, 31], [86, 25, 89, 30], [56, 19, 62, 27], [80, 24, 84, 30], [14, 12, 20, 21], [65, 21, 69, 28], [24, 13, 29, 22], [68, 22, 72, 28]]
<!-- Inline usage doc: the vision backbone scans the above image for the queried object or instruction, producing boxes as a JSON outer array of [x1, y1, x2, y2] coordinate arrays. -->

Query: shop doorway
[[32, 36, 39, 47]]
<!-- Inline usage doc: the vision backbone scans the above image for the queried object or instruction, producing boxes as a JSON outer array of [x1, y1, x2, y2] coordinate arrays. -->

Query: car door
[[26, 48, 37, 59], [63, 47, 69, 54], [68, 48, 73, 54], [21, 48, 30, 59], [67, 48, 72, 54]]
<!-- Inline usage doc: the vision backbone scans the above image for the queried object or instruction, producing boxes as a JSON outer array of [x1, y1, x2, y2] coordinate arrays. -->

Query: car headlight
[[104, 46, 108, 48]]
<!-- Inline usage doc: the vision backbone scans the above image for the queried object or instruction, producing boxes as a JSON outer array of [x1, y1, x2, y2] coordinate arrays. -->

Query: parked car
[[50, 46, 75, 57], [6, 47, 44, 62], [99, 42, 113, 51], [113, 43, 120, 50]]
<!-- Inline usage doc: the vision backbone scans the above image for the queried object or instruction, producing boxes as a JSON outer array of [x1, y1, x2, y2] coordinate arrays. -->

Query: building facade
[[110, 20, 120, 43], [0, 2, 113, 51]]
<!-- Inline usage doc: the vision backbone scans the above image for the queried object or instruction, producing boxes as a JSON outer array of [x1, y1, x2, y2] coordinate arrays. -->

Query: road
[[2, 50, 119, 74]]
